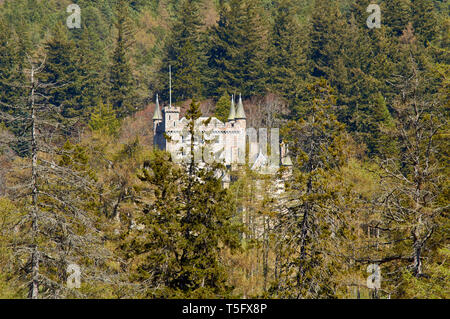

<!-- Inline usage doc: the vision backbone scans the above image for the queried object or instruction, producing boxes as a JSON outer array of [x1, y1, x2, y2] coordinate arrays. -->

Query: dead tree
[[377, 58, 448, 278], [0, 54, 120, 298]]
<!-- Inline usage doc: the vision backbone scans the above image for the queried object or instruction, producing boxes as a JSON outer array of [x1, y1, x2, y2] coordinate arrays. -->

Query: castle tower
[[152, 94, 163, 148], [234, 93, 246, 164], [228, 94, 236, 122], [163, 104, 180, 129], [235, 93, 246, 125]]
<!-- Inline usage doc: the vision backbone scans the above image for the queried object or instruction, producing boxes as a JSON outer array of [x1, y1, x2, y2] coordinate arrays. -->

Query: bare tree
[[376, 58, 448, 279], [0, 54, 119, 298]]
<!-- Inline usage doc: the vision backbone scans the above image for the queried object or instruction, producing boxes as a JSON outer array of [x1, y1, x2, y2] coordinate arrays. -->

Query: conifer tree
[[373, 58, 448, 297], [410, 0, 438, 46], [267, 0, 306, 104], [89, 101, 120, 136], [110, 0, 135, 118], [273, 79, 349, 298], [124, 100, 240, 298], [308, 0, 346, 80], [214, 91, 231, 123], [159, 0, 206, 101], [383, 0, 412, 37], [76, 20, 109, 119], [0, 55, 117, 299], [0, 18, 28, 155], [41, 26, 81, 122], [208, 0, 267, 98]]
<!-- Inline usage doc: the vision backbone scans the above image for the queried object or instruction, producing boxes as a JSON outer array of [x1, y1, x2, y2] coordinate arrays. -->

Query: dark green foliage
[[383, 0, 412, 37], [410, 0, 438, 46], [41, 26, 82, 120], [124, 103, 240, 297], [110, 0, 135, 118], [159, 0, 206, 101], [214, 91, 231, 123], [308, 0, 346, 79], [274, 79, 348, 298], [208, 0, 268, 98], [267, 0, 306, 104], [0, 17, 30, 156]]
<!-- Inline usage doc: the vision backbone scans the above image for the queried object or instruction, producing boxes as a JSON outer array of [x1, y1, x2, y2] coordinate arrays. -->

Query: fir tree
[[208, 0, 268, 98], [267, 0, 306, 104], [274, 79, 348, 298], [159, 0, 206, 101], [110, 0, 135, 118], [214, 91, 231, 123], [41, 26, 81, 121], [89, 101, 120, 136], [383, 0, 412, 37], [124, 100, 240, 298], [410, 0, 438, 46], [308, 0, 346, 80]]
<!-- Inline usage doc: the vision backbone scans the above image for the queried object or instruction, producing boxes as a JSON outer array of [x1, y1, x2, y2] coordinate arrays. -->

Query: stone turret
[[152, 94, 162, 133], [153, 94, 164, 148], [153, 95, 162, 118], [228, 94, 236, 122], [163, 104, 180, 130], [235, 93, 246, 121]]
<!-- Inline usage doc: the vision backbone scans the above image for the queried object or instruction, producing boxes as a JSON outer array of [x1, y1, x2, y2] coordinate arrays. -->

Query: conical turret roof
[[235, 93, 246, 119], [228, 94, 236, 121], [152, 94, 162, 120]]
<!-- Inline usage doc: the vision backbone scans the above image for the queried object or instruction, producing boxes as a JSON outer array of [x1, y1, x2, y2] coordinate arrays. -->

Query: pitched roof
[[235, 94, 246, 119], [152, 94, 162, 120], [228, 95, 236, 121]]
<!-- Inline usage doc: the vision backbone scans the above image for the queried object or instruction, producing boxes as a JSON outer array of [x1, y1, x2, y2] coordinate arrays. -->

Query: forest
[[0, 0, 448, 299]]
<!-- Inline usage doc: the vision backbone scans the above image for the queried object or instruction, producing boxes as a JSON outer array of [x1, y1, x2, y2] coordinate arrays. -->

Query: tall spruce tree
[[208, 0, 267, 98], [383, 0, 412, 37], [267, 0, 306, 104], [373, 57, 448, 297], [110, 0, 135, 118], [159, 0, 206, 101], [123, 100, 240, 298], [273, 79, 348, 298], [0, 55, 117, 299], [0, 18, 28, 155], [308, 0, 346, 80], [41, 26, 81, 122], [410, 0, 438, 46]]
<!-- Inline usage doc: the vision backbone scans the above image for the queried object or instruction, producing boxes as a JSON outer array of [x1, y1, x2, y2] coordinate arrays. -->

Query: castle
[[152, 94, 292, 173]]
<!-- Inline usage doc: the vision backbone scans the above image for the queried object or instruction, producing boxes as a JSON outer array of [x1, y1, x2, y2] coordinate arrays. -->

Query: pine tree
[[383, 0, 412, 37], [110, 0, 135, 118], [410, 0, 438, 46], [124, 100, 240, 298], [76, 21, 109, 119], [41, 26, 81, 122], [159, 0, 206, 101], [0, 18, 28, 155], [373, 58, 448, 297], [308, 0, 346, 80], [267, 0, 306, 104], [0, 55, 117, 299], [208, 0, 268, 98], [89, 101, 120, 136], [214, 91, 231, 123], [273, 79, 349, 298]]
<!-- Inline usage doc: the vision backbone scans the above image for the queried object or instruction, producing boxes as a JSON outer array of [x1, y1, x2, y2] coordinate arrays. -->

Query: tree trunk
[[30, 65, 40, 299]]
